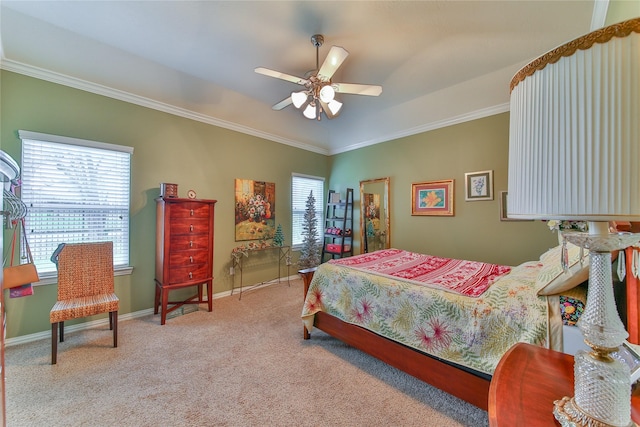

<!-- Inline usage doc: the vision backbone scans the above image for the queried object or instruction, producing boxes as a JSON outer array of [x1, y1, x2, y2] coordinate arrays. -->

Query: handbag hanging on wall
[[3, 218, 39, 296]]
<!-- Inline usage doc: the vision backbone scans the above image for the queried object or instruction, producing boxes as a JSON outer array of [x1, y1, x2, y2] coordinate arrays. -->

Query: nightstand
[[489, 342, 640, 426]]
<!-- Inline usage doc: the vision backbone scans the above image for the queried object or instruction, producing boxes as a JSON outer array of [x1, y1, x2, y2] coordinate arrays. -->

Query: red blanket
[[329, 249, 511, 297]]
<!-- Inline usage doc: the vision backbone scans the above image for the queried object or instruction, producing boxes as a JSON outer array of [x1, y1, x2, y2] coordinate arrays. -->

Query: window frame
[[291, 173, 325, 250], [18, 130, 133, 283]]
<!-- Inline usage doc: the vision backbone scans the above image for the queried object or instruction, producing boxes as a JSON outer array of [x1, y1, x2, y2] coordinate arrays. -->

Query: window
[[19, 130, 133, 276], [291, 173, 324, 248]]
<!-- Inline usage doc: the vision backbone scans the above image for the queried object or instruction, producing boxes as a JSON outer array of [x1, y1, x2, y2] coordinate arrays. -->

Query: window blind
[[19, 131, 132, 275], [291, 173, 324, 247]]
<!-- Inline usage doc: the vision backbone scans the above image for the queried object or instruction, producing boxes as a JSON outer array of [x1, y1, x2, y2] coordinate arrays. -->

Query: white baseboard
[[5, 308, 154, 347], [5, 276, 300, 347]]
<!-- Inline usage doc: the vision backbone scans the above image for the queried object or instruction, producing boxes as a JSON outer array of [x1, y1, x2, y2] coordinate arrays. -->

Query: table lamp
[[508, 17, 640, 427]]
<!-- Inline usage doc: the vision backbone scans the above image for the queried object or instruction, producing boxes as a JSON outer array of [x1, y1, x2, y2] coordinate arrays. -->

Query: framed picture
[[234, 178, 276, 241], [411, 179, 454, 216], [465, 170, 493, 201], [500, 191, 532, 221]]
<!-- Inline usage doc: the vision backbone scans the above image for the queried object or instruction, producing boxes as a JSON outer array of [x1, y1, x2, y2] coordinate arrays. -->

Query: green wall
[[1, 70, 328, 338], [607, 0, 640, 24]]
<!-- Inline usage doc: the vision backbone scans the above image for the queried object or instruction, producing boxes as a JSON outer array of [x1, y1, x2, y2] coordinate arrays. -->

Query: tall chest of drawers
[[155, 197, 217, 325]]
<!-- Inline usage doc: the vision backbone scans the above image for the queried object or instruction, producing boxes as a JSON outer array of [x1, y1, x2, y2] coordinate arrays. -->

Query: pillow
[[559, 295, 585, 326], [536, 242, 589, 296], [559, 284, 587, 326]]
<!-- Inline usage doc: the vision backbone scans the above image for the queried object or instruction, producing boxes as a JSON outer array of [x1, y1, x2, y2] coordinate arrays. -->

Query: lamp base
[[554, 396, 636, 427], [559, 228, 640, 427]]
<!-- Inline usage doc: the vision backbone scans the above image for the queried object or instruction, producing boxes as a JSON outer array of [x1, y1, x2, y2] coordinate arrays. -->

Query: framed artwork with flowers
[[234, 178, 276, 241], [411, 179, 454, 216], [465, 170, 493, 201]]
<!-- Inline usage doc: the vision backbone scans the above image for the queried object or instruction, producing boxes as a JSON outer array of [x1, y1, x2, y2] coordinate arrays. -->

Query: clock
[[187, 189, 197, 199]]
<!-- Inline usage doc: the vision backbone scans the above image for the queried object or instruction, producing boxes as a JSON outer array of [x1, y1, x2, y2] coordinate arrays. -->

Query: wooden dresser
[[155, 197, 217, 325]]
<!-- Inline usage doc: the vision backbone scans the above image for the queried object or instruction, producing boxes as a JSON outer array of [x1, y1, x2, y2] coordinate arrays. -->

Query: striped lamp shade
[[507, 18, 640, 222]]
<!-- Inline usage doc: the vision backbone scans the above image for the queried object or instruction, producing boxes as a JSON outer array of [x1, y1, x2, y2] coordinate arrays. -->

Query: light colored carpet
[[5, 279, 489, 426]]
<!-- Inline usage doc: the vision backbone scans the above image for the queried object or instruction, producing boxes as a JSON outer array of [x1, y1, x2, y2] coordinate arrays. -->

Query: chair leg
[[51, 322, 58, 365], [112, 311, 118, 348], [59, 321, 64, 342]]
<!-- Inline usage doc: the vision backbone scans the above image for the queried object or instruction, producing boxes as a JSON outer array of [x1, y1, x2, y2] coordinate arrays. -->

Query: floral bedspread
[[302, 258, 549, 375]]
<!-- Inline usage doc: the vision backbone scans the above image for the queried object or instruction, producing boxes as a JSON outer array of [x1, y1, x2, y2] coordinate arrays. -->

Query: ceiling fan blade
[[317, 46, 349, 81], [272, 97, 293, 111], [255, 67, 309, 86], [334, 83, 382, 97]]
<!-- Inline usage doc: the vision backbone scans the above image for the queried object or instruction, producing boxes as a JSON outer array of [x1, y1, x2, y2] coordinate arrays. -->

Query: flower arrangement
[[547, 220, 588, 232], [231, 239, 276, 261], [472, 176, 485, 196], [366, 201, 378, 218], [237, 193, 271, 223]]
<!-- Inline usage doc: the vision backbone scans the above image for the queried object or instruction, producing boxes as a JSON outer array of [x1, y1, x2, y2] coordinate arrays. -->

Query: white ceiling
[[0, 1, 600, 155]]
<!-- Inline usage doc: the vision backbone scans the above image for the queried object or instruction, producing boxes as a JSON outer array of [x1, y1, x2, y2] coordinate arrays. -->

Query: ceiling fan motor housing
[[311, 34, 324, 48]]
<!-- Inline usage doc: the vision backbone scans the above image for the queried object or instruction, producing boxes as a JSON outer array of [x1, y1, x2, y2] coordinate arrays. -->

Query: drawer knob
[[189, 256, 193, 263], [189, 272, 193, 279], [189, 241, 194, 248], [190, 224, 194, 232], [190, 209, 194, 216]]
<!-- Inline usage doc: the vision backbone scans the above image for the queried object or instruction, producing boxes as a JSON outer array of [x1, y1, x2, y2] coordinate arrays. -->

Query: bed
[[300, 243, 598, 411]]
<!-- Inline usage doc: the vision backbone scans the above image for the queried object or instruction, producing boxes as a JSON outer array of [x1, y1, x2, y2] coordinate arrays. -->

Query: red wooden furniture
[[155, 197, 216, 325], [626, 246, 640, 345]]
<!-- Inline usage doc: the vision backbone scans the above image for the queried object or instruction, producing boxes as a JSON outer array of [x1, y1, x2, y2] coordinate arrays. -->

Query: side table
[[231, 245, 291, 299], [489, 342, 640, 426]]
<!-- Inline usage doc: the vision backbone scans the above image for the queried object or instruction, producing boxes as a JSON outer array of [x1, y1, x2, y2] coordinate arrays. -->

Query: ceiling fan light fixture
[[327, 99, 342, 115], [291, 91, 308, 109], [303, 103, 316, 119], [319, 85, 335, 103], [256, 33, 382, 122]]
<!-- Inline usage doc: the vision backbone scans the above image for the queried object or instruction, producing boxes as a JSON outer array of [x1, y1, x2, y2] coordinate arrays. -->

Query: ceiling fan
[[255, 34, 382, 121]]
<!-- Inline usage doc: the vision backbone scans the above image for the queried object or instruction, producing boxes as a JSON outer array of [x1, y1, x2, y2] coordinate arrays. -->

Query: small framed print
[[499, 191, 532, 221], [411, 179, 454, 216], [465, 170, 493, 201]]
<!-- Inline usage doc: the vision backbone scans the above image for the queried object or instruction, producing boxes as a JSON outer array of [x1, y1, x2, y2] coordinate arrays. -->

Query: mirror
[[360, 177, 390, 253]]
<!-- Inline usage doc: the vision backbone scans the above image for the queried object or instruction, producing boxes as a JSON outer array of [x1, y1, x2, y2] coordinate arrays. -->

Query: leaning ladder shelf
[[321, 188, 354, 262]]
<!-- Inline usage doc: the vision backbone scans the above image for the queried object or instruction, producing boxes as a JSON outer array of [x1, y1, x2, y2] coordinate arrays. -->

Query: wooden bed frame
[[300, 250, 640, 411]]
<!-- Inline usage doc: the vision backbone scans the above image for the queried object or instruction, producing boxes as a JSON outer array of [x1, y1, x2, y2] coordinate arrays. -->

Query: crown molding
[[2, 58, 511, 157], [0, 58, 329, 155], [329, 103, 511, 155]]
